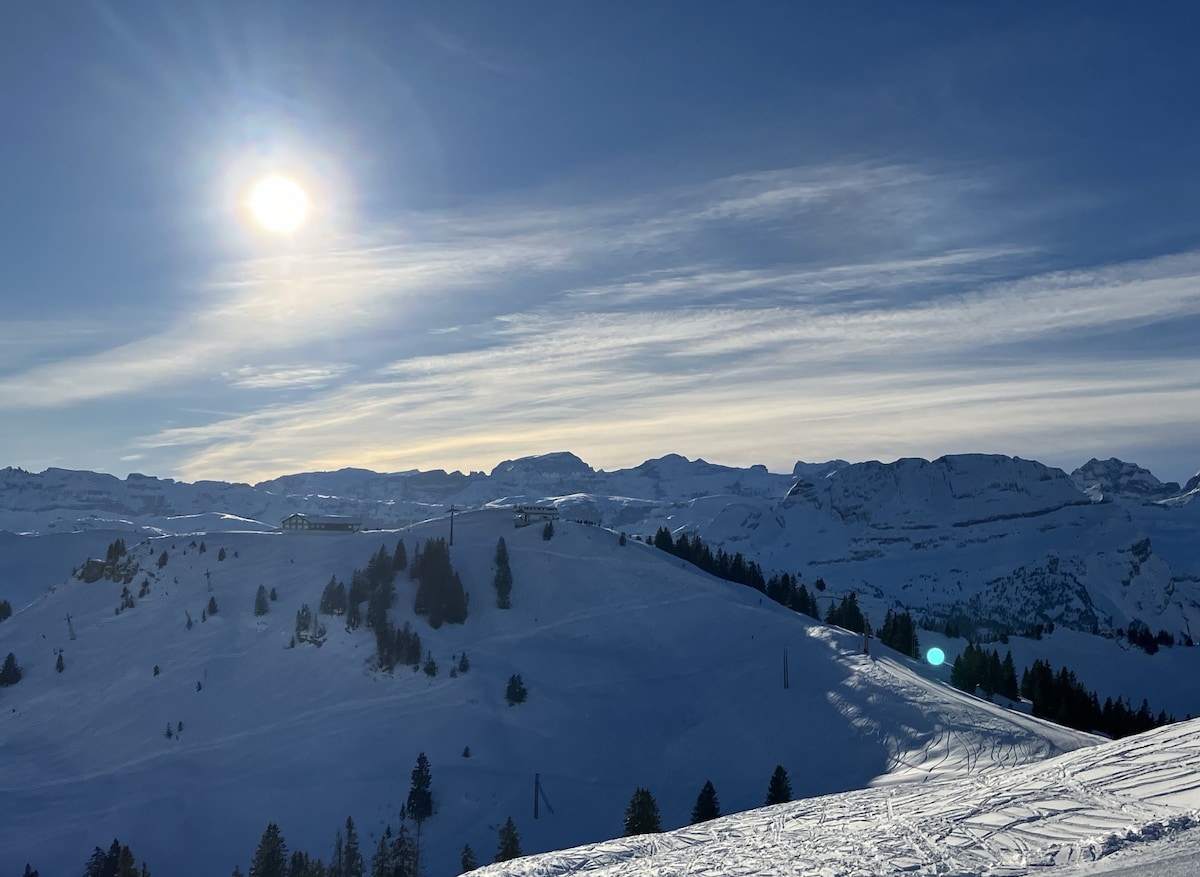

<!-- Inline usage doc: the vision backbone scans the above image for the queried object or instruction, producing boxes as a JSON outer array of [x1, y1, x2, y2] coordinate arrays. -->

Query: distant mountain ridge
[[2, 452, 1198, 642]]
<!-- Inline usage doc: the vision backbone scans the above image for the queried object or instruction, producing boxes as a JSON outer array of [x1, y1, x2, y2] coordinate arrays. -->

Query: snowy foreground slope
[[478, 717, 1200, 877], [0, 511, 1094, 876]]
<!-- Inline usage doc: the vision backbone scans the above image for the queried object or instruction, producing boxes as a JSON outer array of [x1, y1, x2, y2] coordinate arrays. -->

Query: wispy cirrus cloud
[[8, 157, 1200, 482], [135, 247, 1200, 482]]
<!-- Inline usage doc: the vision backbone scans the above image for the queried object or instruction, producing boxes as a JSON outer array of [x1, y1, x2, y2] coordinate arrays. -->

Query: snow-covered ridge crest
[[477, 717, 1200, 877], [787, 453, 1088, 526]]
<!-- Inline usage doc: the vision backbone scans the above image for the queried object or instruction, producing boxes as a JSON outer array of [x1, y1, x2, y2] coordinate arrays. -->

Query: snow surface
[[0, 511, 1096, 875], [476, 717, 1200, 877]]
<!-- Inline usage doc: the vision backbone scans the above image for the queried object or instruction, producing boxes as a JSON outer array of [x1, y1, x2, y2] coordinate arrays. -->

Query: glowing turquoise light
[[927, 647, 946, 666]]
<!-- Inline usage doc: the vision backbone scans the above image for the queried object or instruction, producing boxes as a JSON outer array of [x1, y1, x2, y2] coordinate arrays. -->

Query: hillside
[[477, 715, 1200, 877], [0, 510, 1096, 876]]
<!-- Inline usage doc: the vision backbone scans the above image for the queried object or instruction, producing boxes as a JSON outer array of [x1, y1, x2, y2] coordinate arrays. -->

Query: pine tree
[[493, 537, 513, 609], [765, 765, 792, 805], [249, 823, 289, 877], [422, 652, 438, 677], [157, 550, 169, 569], [458, 652, 470, 673], [505, 673, 527, 705], [494, 817, 522, 862], [390, 825, 417, 877], [269, 587, 277, 601], [342, 817, 364, 877], [22, 864, 39, 877], [542, 520, 554, 540], [255, 585, 270, 616], [690, 779, 720, 823], [328, 832, 344, 877], [370, 827, 394, 877], [218, 547, 227, 561], [460, 843, 478, 872], [56, 652, 64, 673], [623, 788, 661, 835], [1, 599, 14, 621], [393, 538, 407, 571], [0, 651, 22, 686], [207, 595, 219, 615], [407, 753, 434, 826]]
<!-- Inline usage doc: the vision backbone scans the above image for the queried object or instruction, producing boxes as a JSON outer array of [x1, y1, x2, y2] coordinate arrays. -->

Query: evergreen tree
[[157, 550, 169, 569], [329, 830, 344, 877], [393, 538, 408, 571], [494, 817, 522, 862], [82, 846, 110, 877], [342, 817, 364, 877], [622, 787, 661, 835], [207, 595, 219, 615], [255, 585, 270, 616], [232, 868, 244, 877], [296, 605, 313, 640], [460, 843, 478, 872], [249, 823, 289, 877], [458, 652, 470, 673], [493, 537, 513, 609], [765, 765, 792, 805], [0, 599, 13, 621], [22, 864, 39, 877], [407, 752, 434, 826], [505, 673, 527, 705], [269, 587, 277, 601], [619, 532, 627, 546], [56, 652, 64, 673], [369, 827, 393, 877], [422, 652, 438, 677], [390, 824, 417, 877], [542, 520, 554, 540], [0, 651, 22, 686], [218, 547, 227, 561], [690, 779, 721, 823]]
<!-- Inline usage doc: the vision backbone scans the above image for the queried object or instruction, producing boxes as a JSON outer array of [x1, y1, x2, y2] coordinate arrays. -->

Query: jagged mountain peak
[[490, 451, 595, 477], [1070, 457, 1181, 503]]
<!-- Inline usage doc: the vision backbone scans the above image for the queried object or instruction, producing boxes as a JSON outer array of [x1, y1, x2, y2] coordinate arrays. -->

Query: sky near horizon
[[3, 2, 1199, 485]]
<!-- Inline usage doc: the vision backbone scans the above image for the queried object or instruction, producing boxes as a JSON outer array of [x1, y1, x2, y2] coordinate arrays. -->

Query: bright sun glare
[[249, 175, 309, 233]]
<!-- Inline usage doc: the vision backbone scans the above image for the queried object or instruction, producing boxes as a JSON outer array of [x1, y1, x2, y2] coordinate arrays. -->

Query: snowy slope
[[0, 512, 1095, 876], [477, 717, 1200, 877]]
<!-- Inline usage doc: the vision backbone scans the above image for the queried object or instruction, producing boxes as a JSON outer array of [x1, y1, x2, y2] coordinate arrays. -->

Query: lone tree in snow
[[493, 537, 513, 609], [0, 651, 22, 686], [254, 585, 269, 617], [765, 765, 792, 805], [505, 673, 527, 705], [690, 780, 721, 823], [460, 844, 478, 872], [623, 788, 661, 835], [494, 817, 522, 862]]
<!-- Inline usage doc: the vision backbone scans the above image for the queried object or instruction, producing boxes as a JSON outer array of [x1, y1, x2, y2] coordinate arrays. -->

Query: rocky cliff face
[[1070, 457, 1182, 504]]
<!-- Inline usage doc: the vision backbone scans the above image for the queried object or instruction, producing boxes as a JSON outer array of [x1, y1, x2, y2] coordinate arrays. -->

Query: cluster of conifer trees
[[1020, 659, 1174, 737], [876, 610, 920, 658], [651, 527, 766, 590], [949, 643, 1019, 700], [80, 838, 151, 876]]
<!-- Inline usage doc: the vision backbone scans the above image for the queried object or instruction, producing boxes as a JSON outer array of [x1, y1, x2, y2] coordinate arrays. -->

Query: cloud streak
[[6, 158, 1200, 482]]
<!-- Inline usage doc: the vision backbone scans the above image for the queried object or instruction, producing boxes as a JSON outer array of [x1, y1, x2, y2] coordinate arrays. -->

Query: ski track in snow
[[477, 719, 1200, 877]]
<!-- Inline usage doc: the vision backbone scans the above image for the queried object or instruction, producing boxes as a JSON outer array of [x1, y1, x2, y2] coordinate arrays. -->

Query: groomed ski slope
[[477, 717, 1200, 877], [1, 509, 1094, 875]]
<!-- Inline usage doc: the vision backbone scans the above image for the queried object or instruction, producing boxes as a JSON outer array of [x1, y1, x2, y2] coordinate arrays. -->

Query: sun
[[249, 175, 309, 233]]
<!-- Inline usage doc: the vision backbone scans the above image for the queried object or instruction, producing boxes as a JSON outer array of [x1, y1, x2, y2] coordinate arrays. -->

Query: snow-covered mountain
[[478, 715, 1200, 877], [1, 511, 1099, 876], [3, 452, 1198, 645]]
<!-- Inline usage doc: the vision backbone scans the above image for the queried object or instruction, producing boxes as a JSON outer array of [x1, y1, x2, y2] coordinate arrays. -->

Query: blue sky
[[3, 2, 1199, 484]]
